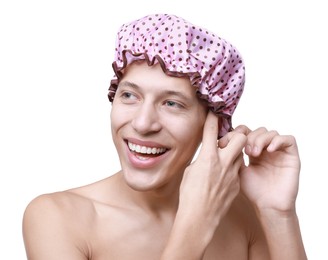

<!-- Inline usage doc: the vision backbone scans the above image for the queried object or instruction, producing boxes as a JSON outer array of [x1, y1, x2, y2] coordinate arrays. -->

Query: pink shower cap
[[108, 14, 245, 138]]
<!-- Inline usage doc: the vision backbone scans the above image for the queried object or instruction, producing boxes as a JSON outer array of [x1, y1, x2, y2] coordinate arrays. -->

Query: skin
[[23, 61, 307, 259]]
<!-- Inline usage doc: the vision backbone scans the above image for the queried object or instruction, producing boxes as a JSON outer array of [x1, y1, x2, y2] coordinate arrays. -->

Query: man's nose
[[131, 102, 162, 135]]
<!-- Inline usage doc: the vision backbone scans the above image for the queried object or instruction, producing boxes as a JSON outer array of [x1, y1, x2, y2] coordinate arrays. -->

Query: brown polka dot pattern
[[108, 14, 245, 138]]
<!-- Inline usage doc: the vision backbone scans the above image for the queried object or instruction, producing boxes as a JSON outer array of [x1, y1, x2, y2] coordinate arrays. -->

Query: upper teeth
[[128, 142, 167, 155]]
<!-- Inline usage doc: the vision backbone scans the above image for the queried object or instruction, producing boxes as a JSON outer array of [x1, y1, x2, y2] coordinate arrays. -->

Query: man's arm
[[246, 205, 305, 260], [160, 112, 247, 259], [255, 210, 306, 259], [23, 194, 89, 260], [160, 211, 212, 260], [236, 125, 307, 259]]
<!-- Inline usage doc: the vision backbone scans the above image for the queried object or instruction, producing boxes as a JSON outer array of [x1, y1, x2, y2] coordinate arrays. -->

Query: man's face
[[111, 61, 207, 192]]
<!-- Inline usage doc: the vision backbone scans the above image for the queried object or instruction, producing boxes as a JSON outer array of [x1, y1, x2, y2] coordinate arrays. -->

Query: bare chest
[[87, 210, 249, 260]]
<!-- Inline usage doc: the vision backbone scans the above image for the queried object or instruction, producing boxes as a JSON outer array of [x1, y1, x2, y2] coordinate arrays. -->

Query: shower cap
[[108, 14, 245, 138]]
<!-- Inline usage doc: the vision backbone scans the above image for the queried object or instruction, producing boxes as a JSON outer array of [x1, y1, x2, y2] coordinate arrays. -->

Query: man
[[23, 14, 307, 259]]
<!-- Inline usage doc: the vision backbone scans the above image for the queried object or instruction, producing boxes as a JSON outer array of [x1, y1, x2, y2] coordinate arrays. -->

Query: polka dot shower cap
[[108, 14, 245, 138]]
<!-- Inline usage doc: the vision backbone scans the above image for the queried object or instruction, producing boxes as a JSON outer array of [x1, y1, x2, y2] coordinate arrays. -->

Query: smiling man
[[110, 62, 207, 192], [23, 14, 307, 260]]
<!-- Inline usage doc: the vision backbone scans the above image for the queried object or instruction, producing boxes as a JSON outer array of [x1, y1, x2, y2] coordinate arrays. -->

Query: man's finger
[[199, 111, 219, 154], [222, 132, 247, 163], [234, 125, 252, 136], [219, 125, 251, 149]]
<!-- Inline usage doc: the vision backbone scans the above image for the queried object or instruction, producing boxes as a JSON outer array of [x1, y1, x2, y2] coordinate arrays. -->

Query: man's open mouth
[[127, 141, 168, 157]]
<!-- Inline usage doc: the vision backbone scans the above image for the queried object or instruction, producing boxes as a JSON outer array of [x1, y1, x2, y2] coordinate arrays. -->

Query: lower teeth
[[136, 155, 150, 161]]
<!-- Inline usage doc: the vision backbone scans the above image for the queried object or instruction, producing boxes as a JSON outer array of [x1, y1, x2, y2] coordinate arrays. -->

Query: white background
[[0, 0, 327, 259]]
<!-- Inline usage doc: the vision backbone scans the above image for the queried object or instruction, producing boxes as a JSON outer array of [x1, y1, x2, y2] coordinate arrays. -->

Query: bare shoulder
[[23, 189, 96, 226], [22, 177, 112, 235], [23, 190, 95, 259], [23, 175, 117, 228], [229, 192, 260, 227], [229, 193, 269, 258], [22, 175, 121, 259]]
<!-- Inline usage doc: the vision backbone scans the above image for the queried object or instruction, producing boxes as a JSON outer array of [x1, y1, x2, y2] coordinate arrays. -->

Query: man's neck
[[115, 171, 181, 218]]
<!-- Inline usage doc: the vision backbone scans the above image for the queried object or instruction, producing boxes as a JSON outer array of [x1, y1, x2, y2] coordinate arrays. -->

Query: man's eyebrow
[[118, 81, 140, 89], [118, 80, 191, 101], [164, 90, 190, 101]]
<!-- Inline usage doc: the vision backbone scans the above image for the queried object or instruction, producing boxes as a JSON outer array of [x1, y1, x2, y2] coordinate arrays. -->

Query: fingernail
[[246, 144, 251, 154]]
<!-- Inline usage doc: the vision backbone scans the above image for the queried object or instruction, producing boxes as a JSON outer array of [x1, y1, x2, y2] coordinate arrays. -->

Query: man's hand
[[178, 112, 247, 234], [226, 125, 301, 214]]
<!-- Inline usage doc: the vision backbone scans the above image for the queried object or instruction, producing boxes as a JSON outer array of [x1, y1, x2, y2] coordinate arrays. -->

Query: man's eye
[[122, 92, 137, 99], [165, 100, 183, 108]]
